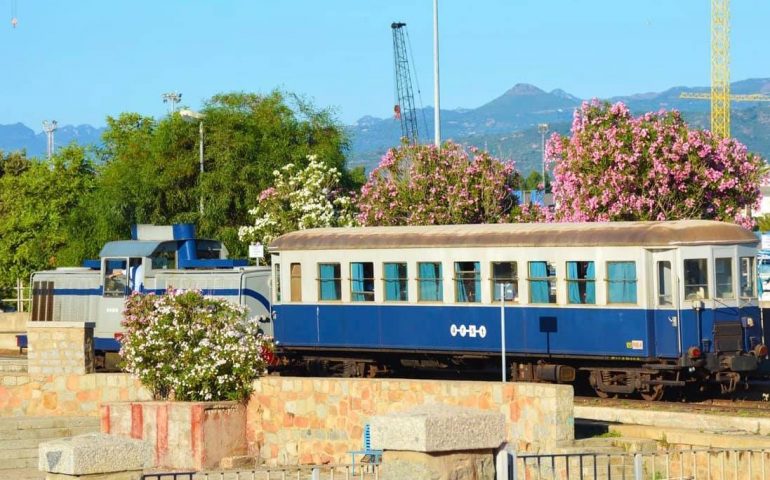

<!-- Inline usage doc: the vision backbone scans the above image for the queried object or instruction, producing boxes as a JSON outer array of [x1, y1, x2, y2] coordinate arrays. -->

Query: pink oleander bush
[[120, 289, 274, 401], [546, 100, 767, 228], [357, 141, 525, 225]]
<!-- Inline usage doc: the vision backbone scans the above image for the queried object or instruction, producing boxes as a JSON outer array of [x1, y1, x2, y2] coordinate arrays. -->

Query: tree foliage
[[0, 146, 95, 289], [546, 101, 767, 228], [239, 156, 357, 250], [357, 141, 524, 226], [67, 90, 353, 261]]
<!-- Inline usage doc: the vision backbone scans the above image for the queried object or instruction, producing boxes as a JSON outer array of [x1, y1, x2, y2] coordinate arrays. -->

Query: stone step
[[0, 416, 100, 472], [0, 357, 27, 373], [0, 416, 99, 432]]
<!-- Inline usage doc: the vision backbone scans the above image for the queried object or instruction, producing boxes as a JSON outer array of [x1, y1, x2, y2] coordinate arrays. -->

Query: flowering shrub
[[120, 289, 274, 401], [357, 141, 523, 225], [546, 100, 767, 228], [239, 155, 357, 248]]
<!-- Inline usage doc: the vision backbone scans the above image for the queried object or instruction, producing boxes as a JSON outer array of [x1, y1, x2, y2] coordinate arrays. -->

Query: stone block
[[38, 433, 151, 475], [380, 450, 495, 480], [370, 405, 505, 453]]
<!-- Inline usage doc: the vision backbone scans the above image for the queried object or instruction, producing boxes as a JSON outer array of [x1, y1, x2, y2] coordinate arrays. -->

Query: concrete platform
[[575, 405, 770, 435]]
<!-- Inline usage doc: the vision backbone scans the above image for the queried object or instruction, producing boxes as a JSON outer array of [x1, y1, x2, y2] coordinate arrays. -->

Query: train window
[[657, 261, 673, 306], [740, 257, 755, 298], [528, 261, 556, 304], [151, 249, 176, 269], [684, 259, 709, 300], [384, 263, 408, 301], [417, 262, 443, 302], [103, 259, 128, 297], [566, 261, 595, 304], [491, 262, 518, 302], [350, 262, 375, 302], [274, 263, 281, 302], [318, 263, 341, 301], [715, 258, 734, 299], [607, 261, 637, 304], [454, 262, 481, 303], [290, 263, 302, 302]]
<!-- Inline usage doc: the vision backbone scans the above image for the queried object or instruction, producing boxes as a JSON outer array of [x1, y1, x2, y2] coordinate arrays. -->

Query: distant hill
[[347, 78, 770, 175], [3, 78, 770, 174], [0, 123, 104, 157]]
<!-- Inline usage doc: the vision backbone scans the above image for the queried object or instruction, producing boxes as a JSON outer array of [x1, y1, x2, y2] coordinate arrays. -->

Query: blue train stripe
[[51, 287, 270, 310]]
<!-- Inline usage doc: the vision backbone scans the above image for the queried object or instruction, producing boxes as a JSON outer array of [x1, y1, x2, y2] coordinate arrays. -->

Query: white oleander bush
[[119, 289, 274, 401]]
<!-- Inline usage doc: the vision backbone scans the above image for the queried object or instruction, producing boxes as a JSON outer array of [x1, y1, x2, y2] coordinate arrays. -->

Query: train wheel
[[639, 384, 665, 402], [590, 371, 618, 399]]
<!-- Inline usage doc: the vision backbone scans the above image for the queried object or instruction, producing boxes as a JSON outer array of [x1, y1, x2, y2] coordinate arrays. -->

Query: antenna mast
[[42, 120, 58, 160], [391, 22, 419, 144]]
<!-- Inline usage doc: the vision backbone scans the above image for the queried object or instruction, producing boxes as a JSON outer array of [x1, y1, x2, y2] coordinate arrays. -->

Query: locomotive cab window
[[350, 262, 374, 302], [290, 263, 302, 302], [384, 262, 408, 301], [684, 258, 709, 300], [566, 261, 595, 304], [715, 257, 734, 299], [607, 261, 637, 304], [740, 256, 755, 298], [417, 262, 443, 302], [528, 261, 556, 304], [491, 262, 518, 302], [103, 259, 128, 298], [455, 262, 480, 303], [318, 263, 342, 301]]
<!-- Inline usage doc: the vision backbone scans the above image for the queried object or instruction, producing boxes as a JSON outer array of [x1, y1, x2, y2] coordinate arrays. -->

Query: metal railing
[[0, 278, 30, 313], [503, 447, 770, 480], [145, 465, 379, 480]]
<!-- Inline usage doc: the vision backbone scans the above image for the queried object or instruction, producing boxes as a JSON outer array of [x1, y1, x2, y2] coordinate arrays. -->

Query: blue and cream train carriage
[[269, 220, 768, 399]]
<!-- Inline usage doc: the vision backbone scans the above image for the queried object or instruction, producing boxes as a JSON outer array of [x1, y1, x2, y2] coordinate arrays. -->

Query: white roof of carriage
[[269, 220, 758, 251]]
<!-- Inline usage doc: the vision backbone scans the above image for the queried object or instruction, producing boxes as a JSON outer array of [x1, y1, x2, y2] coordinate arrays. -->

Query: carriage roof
[[269, 220, 758, 251]]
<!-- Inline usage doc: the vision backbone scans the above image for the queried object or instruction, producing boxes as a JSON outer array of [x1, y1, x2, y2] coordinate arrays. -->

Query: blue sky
[[0, 1, 768, 130]]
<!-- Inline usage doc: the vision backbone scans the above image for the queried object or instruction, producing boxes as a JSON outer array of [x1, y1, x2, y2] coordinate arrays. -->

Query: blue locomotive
[[268, 220, 768, 399]]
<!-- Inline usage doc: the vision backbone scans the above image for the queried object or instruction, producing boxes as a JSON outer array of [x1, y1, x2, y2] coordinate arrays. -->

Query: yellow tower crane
[[679, 0, 770, 139]]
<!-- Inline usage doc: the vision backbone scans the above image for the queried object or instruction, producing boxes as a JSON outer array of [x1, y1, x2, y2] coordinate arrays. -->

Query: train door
[[100, 257, 143, 342], [650, 249, 681, 358]]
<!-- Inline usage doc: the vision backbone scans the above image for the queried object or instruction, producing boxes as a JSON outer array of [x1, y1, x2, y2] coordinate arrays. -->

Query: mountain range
[[3, 78, 770, 175]]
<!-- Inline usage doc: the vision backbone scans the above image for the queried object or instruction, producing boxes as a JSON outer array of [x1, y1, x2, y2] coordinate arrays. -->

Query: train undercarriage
[[276, 347, 761, 401]]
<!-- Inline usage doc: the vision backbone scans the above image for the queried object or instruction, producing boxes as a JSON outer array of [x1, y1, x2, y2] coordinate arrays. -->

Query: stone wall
[[27, 321, 95, 376], [247, 377, 573, 466], [0, 373, 151, 417]]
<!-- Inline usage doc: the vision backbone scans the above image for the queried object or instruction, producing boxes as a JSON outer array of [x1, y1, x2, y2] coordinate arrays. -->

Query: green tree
[[0, 145, 95, 289], [70, 90, 353, 261]]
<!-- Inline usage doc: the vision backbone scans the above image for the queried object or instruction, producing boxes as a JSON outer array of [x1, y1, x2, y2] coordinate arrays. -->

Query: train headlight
[[687, 346, 702, 359], [755, 344, 769, 358], [745, 317, 756, 328]]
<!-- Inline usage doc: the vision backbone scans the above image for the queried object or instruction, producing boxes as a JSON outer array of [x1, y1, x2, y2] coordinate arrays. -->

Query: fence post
[[311, 467, 320, 480], [634, 453, 642, 480]]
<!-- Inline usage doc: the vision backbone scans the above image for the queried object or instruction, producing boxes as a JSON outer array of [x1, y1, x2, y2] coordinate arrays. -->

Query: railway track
[[575, 395, 770, 417]]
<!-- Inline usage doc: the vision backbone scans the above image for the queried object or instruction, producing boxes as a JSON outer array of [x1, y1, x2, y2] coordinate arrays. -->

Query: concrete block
[[380, 450, 495, 480], [370, 405, 505, 453], [38, 433, 151, 475]]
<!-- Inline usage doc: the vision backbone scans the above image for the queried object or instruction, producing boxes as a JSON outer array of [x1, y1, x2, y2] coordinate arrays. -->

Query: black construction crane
[[391, 22, 420, 144]]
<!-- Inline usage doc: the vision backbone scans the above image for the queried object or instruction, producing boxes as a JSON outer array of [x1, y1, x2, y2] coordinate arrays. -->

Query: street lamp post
[[537, 123, 549, 191], [179, 109, 205, 215]]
